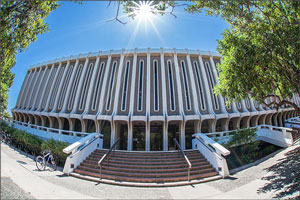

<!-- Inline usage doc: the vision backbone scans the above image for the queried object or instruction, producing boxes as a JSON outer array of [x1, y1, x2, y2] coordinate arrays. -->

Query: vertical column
[[112, 51, 125, 115], [51, 61, 70, 112], [163, 122, 168, 151], [26, 67, 43, 110], [44, 63, 62, 111], [83, 55, 101, 114], [21, 69, 37, 109], [15, 71, 31, 109], [127, 122, 132, 151], [186, 50, 200, 114], [97, 52, 112, 115], [197, 53, 215, 114], [61, 59, 79, 113], [180, 121, 186, 150], [128, 50, 138, 116], [71, 58, 89, 113], [173, 49, 184, 115], [37, 65, 55, 111], [31, 67, 48, 111], [145, 121, 150, 151]]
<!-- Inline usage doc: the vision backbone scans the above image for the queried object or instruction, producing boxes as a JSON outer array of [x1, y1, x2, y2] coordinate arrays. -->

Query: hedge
[[0, 121, 69, 167]]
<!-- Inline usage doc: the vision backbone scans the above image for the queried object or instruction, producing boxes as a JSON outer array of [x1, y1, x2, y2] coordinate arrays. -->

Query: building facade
[[12, 48, 299, 151]]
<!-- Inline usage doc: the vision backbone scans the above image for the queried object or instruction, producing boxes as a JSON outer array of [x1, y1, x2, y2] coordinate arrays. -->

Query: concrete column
[[185, 50, 200, 114], [145, 121, 150, 151], [31, 67, 48, 110], [37, 65, 55, 111], [197, 53, 215, 115], [127, 122, 133, 151], [83, 55, 100, 114], [180, 121, 186, 150], [44, 63, 62, 111], [110, 121, 116, 147], [163, 122, 168, 151], [21, 69, 37, 109], [128, 49, 138, 116], [61, 59, 79, 113], [15, 71, 31, 109], [28, 67, 44, 110], [209, 56, 228, 114], [112, 50, 125, 115], [97, 52, 112, 114], [71, 58, 90, 113], [159, 49, 168, 113], [173, 49, 184, 115], [51, 61, 70, 112]]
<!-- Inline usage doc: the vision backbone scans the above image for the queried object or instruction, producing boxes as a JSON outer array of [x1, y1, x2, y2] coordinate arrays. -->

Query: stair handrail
[[173, 138, 192, 181], [97, 137, 120, 179]]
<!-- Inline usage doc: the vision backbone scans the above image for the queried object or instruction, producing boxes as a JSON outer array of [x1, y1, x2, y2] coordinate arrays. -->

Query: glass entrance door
[[150, 122, 163, 151]]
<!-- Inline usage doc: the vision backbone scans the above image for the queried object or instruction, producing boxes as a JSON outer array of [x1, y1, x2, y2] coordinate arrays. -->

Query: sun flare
[[132, 1, 155, 21]]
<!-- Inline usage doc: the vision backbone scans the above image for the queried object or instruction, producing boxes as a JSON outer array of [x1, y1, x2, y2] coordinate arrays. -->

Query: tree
[[0, 1, 60, 116], [122, 1, 300, 115]]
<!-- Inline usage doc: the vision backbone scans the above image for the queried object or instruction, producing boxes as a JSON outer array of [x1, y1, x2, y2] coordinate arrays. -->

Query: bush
[[1, 121, 69, 167], [41, 139, 69, 166]]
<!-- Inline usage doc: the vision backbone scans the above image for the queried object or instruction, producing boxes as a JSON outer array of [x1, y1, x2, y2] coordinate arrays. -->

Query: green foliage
[[224, 128, 259, 151], [41, 139, 69, 166], [1, 121, 69, 166], [0, 1, 59, 115]]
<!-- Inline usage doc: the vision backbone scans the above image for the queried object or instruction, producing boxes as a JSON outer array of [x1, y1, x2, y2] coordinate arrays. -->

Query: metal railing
[[173, 138, 192, 181], [98, 138, 120, 179]]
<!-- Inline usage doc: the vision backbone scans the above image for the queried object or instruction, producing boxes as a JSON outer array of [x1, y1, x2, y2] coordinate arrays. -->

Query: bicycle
[[0, 131, 11, 144], [35, 150, 57, 171]]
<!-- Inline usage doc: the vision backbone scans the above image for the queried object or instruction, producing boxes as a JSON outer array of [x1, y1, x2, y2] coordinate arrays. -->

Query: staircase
[[70, 149, 221, 186]]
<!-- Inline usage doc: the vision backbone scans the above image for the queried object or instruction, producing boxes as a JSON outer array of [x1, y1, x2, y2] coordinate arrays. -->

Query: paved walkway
[[1, 143, 299, 199]]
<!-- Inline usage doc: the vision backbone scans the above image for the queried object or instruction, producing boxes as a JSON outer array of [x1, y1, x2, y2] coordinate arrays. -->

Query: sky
[[8, 1, 229, 113]]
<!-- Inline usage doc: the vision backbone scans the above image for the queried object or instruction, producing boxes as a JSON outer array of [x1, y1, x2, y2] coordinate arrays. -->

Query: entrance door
[[168, 123, 180, 150], [132, 123, 145, 151], [150, 122, 163, 151], [119, 124, 128, 150]]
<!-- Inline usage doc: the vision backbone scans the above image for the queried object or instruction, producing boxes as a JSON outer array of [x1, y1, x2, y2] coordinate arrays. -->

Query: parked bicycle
[[0, 130, 11, 144], [36, 150, 57, 171]]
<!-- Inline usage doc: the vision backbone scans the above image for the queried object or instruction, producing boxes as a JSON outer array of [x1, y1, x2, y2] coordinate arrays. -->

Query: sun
[[132, 1, 155, 21]]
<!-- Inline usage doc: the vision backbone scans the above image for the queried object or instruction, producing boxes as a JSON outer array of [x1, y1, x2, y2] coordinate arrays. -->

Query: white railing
[[1, 118, 91, 143], [192, 133, 230, 177], [256, 124, 294, 147], [63, 132, 103, 175]]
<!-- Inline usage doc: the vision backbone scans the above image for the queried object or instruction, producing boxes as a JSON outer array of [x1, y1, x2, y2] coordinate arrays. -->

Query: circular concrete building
[[12, 48, 298, 151]]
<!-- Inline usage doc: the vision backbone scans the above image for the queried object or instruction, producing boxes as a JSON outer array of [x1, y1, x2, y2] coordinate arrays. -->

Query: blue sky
[[8, 1, 229, 112]]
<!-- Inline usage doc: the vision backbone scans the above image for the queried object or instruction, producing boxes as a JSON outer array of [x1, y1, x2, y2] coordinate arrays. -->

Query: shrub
[[1, 121, 69, 167], [41, 139, 69, 166]]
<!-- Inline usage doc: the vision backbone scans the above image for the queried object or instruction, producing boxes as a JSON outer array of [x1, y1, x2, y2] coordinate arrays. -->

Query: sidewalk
[[1, 143, 299, 199]]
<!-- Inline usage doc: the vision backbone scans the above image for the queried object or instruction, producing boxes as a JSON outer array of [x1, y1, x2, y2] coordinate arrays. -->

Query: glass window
[[193, 62, 206, 110], [168, 60, 175, 111], [121, 61, 130, 111], [137, 60, 144, 111], [106, 61, 117, 111], [205, 62, 219, 110], [181, 60, 191, 110], [154, 60, 159, 111], [92, 62, 105, 111]]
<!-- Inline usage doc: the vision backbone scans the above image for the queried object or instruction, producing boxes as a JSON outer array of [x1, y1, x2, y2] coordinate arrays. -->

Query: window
[[193, 62, 206, 110], [168, 60, 175, 111], [224, 97, 231, 109], [245, 97, 251, 109], [106, 61, 117, 111], [237, 102, 242, 109], [92, 62, 105, 111], [205, 62, 219, 110], [153, 60, 159, 111], [121, 61, 130, 111], [137, 60, 144, 111], [181, 60, 191, 110]]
